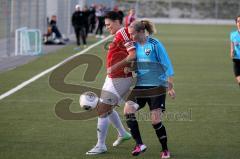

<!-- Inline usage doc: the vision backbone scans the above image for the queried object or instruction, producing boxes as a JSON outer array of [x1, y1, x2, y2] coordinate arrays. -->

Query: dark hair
[[104, 11, 123, 24], [235, 15, 240, 23]]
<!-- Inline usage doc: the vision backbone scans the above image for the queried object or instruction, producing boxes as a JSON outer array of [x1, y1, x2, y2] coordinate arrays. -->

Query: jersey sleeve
[[116, 28, 135, 52], [155, 41, 174, 77]]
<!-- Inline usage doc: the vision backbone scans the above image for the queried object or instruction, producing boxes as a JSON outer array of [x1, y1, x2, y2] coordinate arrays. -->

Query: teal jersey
[[230, 30, 240, 59], [135, 37, 174, 86]]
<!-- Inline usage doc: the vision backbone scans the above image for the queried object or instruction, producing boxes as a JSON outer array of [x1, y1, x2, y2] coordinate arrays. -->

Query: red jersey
[[107, 27, 135, 78]]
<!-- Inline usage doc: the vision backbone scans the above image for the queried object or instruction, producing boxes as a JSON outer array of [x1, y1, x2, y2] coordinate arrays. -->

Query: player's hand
[[167, 82, 176, 99], [124, 67, 131, 74], [168, 88, 176, 99]]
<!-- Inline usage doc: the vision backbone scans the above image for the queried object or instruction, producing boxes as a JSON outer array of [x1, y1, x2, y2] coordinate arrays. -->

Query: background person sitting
[[43, 15, 65, 45], [49, 15, 62, 39]]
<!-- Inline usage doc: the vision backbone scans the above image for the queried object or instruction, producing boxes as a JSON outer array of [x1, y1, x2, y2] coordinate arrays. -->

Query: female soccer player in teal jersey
[[230, 15, 240, 86], [124, 20, 175, 159]]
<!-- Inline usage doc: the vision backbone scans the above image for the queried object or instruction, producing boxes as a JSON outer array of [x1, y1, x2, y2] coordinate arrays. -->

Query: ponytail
[[141, 20, 156, 35], [131, 19, 156, 35]]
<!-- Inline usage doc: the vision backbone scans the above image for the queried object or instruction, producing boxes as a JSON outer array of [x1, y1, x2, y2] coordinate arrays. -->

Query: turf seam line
[[0, 35, 113, 100]]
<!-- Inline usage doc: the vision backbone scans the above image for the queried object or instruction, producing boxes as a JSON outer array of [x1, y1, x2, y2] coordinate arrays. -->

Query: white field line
[[0, 35, 113, 101]]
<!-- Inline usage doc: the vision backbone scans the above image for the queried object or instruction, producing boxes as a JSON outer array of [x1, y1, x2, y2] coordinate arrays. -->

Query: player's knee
[[152, 118, 161, 125], [124, 99, 137, 123], [97, 102, 113, 117], [124, 101, 139, 115], [151, 109, 162, 125]]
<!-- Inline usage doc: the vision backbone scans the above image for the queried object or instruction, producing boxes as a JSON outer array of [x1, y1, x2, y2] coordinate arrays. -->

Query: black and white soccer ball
[[79, 91, 99, 110]]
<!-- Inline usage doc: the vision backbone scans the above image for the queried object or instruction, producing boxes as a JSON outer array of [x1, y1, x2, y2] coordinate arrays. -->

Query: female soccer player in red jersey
[[86, 11, 136, 155]]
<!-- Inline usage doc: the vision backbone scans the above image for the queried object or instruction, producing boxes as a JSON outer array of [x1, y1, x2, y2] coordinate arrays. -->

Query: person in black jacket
[[83, 6, 90, 37], [88, 4, 96, 34], [72, 5, 87, 47]]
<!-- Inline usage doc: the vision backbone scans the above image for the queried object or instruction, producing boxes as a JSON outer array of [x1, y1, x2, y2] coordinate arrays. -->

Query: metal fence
[[134, 0, 240, 19], [113, 0, 240, 19], [0, 0, 80, 57], [0, 0, 239, 57]]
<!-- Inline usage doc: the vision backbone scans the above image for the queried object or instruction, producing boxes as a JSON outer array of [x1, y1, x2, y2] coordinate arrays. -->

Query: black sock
[[125, 113, 143, 145], [153, 122, 168, 151]]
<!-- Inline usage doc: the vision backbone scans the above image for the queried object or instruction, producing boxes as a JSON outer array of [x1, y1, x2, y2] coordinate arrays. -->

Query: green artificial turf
[[0, 24, 239, 159]]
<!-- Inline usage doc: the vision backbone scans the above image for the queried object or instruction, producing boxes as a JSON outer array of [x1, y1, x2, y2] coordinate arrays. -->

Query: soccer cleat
[[131, 144, 147, 156], [112, 132, 132, 147], [86, 145, 107, 155], [160, 150, 170, 159]]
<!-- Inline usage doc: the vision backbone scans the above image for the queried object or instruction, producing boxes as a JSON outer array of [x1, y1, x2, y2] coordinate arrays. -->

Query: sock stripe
[[153, 122, 163, 130], [126, 118, 136, 121], [160, 135, 167, 139], [155, 124, 163, 130]]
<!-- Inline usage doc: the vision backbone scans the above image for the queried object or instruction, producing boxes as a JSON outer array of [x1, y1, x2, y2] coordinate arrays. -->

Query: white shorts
[[100, 76, 133, 105]]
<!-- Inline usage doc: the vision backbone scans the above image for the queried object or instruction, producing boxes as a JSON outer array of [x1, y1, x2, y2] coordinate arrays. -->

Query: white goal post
[[15, 27, 42, 56]]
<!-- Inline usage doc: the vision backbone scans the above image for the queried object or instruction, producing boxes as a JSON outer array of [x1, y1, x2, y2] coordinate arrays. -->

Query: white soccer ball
[[79, 91, 99, 110]]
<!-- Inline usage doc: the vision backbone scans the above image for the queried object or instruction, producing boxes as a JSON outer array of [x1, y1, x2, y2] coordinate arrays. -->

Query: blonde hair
[[131, 20, 156, 35]]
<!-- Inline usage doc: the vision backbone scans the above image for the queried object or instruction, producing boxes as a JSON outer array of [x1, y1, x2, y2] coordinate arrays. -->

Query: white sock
[[108, 110, 127, 137], [96, 117, 109, 147]]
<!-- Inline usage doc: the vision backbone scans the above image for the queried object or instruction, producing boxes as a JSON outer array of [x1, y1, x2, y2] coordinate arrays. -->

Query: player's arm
[[107, 41, 136, 74], [155, 42, 175, 99], [126, 49, 136, 61], [107, 50, 136, 74], [156, 42, 174, 78], [230, 42, 234, 59]]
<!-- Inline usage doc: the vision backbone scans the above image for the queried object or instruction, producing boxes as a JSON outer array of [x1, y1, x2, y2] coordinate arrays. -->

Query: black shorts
[[233, 59, 240, 77], [127, 86, 166, 111]]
